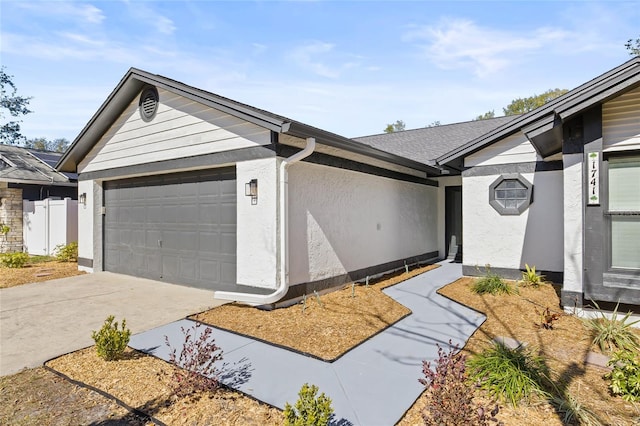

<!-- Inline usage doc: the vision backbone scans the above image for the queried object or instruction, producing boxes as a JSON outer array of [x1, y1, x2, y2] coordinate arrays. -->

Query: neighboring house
[[57, 57, 640, 309], [0, 145, 78, 253]]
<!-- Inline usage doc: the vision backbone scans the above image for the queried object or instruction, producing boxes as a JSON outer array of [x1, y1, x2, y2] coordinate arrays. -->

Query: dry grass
[[192, 264, 438, 360], [0, 260, 85, 288]]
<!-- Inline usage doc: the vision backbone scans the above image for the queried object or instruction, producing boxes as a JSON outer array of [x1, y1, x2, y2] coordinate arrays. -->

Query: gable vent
[[139, 86, 159, 122]]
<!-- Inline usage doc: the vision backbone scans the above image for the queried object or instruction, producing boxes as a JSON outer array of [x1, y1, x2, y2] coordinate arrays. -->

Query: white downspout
[[213, 137, 316, 305]]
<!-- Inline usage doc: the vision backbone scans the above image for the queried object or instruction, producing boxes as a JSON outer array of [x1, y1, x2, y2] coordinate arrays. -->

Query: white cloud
[[404, 18, 575, 77], [155, 15, 177, 35], [17, 1, 105, 25], [288, 41, 340, 78]]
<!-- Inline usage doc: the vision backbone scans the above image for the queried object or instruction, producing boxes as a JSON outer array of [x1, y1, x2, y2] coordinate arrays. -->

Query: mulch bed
[[0, 261, 85, 288], [191, 264, 439, 360], [5, 265, 639, 425]]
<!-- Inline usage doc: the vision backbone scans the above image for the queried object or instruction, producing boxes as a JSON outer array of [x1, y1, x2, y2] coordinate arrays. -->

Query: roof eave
[[56, 68, 289, 173], [284, 122, 443, 176], [436, 57, 640, 166]]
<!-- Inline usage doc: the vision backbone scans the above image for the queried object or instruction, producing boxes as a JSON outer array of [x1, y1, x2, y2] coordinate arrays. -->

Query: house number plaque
[[587, 152, 600, 205]]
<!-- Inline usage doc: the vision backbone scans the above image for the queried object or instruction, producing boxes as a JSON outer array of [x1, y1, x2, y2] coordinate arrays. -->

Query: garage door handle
[[158, 240, 162, 247]]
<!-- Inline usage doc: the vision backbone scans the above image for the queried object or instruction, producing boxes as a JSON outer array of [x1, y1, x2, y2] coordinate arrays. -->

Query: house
[[0, 145, 77, 253], [434, 57, 640, 308], [57, 57, 640, 308]]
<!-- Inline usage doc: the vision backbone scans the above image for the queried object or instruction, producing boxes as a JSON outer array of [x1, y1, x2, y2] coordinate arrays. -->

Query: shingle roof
[[0, 144, 75, 184], [354, 115, 518, 166]]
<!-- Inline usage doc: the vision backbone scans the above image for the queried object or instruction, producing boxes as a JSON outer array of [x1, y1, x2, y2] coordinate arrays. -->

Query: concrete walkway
[[130, 262, 485, 425], [0, 272, 225, 376]]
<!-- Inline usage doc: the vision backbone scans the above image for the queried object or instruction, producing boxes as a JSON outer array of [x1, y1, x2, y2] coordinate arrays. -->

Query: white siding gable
[[603, 85, 640, 152], [79, 89, 271, 173], [464, 131, 539, 167]]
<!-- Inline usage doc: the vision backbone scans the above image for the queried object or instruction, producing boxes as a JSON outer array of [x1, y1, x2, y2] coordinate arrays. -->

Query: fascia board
[[130, 71, 286, 132], [437, 59, 640, 166], [284, 122, 442, 176]]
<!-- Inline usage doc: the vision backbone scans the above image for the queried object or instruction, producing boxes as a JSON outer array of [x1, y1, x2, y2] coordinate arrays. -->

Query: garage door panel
[[104, 167, 236, 290]]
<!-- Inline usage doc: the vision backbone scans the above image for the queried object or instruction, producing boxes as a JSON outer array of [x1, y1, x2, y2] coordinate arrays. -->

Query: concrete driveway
[[0, 272, 225, 376]]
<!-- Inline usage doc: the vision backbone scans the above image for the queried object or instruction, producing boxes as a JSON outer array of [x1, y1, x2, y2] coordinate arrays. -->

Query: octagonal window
[[489, 174, 533, 215]]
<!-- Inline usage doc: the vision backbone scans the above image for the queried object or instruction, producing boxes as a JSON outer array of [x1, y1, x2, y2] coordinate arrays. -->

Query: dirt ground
[[0, 260, 85, 288], [2, 266, 640, 425]]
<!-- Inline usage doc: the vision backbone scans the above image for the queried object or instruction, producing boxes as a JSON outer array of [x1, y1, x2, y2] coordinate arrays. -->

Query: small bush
[[584, 301, 640, 354], [419, 341, 500, 426], [606, 349, 640, 402], [284, 383, 334, 426], [54, 242, 78, 262], [91, 315, 131, 361], [551, 392, 602, 426], [165, 322, 223, 397], [0, 252, 30, 268], [521, 264, 545, 287], [536, 307, 561, 330], [468, 341, 548, 407], [472, 266, 514, 295]]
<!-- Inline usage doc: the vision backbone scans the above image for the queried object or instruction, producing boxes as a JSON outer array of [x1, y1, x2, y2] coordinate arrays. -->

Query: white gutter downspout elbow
[[213, 137, 316, 305]]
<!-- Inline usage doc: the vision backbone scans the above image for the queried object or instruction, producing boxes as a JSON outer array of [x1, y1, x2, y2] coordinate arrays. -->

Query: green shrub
[[0, 223, 10, 235], [0, 252, 30, 268], [54, 242, 78, 262], [606, 350, 640, 402], [550, 392, 602, 426], [284, 383, 334, 426], [521, 264, 545, 287], [420, 341, 500, 426], [468, 341, 548, 407], [472, 266, 514, 295], [584, 301, 640, 354], [91, 315, 131, 361]]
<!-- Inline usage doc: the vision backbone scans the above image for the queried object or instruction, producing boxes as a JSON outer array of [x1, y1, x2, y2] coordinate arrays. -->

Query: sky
[[1, 0, 639, 143]]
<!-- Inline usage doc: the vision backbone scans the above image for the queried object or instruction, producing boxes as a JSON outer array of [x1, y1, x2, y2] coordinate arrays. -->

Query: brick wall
[[0, 183, 23, 253]]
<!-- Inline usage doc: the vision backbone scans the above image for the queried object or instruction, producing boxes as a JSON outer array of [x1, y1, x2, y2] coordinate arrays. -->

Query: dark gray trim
[[583, 136, 605, 300], [77, 257, 93, 268], [603, 271, 640, 290], [78, 146, 275, 181], [278, 145, 438, 187], [561, 289, 584, 309], [462, 264, 564, 283], [264, 251, 440, 309], [461, 161, 563, 177], [284, 122, 442, 176]]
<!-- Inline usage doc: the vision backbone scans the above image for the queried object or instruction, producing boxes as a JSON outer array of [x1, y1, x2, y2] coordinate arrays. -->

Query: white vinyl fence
[[23, 198, 78, 256]]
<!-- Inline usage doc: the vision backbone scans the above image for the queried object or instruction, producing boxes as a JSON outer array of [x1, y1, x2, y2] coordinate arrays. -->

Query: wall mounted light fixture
[[79, 192, 87, 207], [245, 179, 258, 205]]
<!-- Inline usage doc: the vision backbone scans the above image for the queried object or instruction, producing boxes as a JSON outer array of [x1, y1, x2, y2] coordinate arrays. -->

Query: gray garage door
[[104, 167, 236, 291]]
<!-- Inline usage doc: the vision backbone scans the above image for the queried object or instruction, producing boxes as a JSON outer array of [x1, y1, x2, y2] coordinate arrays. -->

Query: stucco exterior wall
[[287, 162, 438, 285], [562, 154, 584, 294], [435, 175, 462, 259], [77, 179, 94, 272], [236, 158, 278, 289], [463, 170, 564, 273]]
